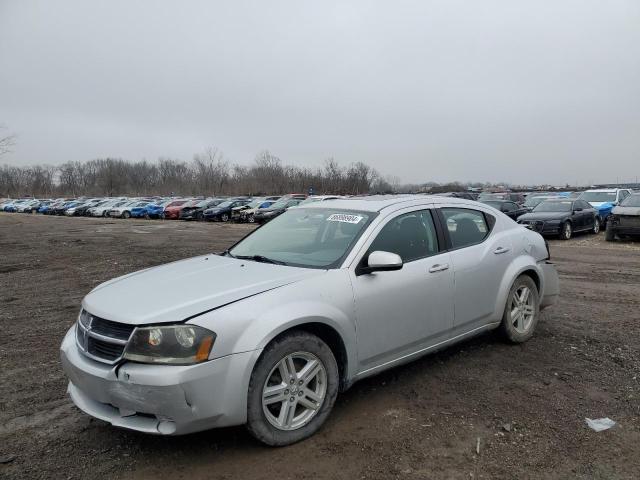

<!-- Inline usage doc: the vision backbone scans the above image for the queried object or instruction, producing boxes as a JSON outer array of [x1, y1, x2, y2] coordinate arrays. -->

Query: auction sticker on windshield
[[327, 213, 363, 224]]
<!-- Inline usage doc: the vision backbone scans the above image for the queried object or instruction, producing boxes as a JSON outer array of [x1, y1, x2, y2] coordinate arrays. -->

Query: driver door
[[350, 208, 454, 371]]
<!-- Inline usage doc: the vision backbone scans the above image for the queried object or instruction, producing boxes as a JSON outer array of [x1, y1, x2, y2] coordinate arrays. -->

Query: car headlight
[[123, 325, 216, 365]]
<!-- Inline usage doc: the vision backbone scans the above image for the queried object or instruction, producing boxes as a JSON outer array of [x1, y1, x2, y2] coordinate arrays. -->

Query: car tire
[[592, 217, 600, 234], [605, 227, 616, 242], [559, 221, 572, 240], [248, 214, 255, 223], [122, 211, 131, 219], [246, 331, 339, 447], [500, 275, 540, 344], [221, 213, 229, 222]]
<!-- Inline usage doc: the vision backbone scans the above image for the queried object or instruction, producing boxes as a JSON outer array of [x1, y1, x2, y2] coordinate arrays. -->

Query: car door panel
[[437, 206, 514, 335], [350, 207, 454, 370]]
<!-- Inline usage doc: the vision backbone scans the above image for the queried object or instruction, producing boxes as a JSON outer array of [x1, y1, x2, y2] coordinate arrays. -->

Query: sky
[[1, 0, 639, 186]]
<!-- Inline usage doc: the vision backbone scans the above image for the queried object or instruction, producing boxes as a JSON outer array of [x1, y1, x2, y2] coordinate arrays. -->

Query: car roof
[[301, 194, 472, 213], [584, 189, 622, 192]]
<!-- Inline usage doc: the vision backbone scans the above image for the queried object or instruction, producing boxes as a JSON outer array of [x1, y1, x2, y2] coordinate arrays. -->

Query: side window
[[502, 202, 517, 212], [619, 190, 629, 201], [579, 200, 591, 210], [441, 208, 490, 249], [368, 210, 439, 263]]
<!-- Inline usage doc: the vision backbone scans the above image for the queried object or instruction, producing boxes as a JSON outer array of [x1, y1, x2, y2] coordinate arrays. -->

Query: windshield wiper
[[234, 254, 287, 265]]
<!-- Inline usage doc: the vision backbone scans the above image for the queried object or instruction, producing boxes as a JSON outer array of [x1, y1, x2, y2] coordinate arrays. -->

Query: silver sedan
[[60, 195, 559, 445]]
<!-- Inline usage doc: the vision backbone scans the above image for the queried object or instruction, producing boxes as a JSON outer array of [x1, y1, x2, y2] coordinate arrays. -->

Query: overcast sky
[[1, 0, 639, 185]]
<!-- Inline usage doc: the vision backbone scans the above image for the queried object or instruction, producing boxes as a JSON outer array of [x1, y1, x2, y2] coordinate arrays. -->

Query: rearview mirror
[[358, 251, 403, 275]]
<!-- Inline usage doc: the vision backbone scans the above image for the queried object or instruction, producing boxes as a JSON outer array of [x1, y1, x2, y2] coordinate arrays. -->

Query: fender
[[493, 254, 544, 323]]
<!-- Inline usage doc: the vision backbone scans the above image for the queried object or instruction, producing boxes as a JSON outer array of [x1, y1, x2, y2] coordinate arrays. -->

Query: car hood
[[82, 255, 324, 325], [613, 206, 640, 216], [588, 202, 615, 210], [518, 211, 568, 221]]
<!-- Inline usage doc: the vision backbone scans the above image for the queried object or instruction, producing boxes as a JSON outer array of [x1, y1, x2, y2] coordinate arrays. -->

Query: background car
[[179, 198, 225, 220], [204, 198, 252, 222], [578, 188, 632, 229], [162, 200, 192, 219], [253, 197, 304, 224], [235, 199, 278, 223], [606, 193, 640, 241], [517, 199, 599, 239], [480, 199, 529, 220]]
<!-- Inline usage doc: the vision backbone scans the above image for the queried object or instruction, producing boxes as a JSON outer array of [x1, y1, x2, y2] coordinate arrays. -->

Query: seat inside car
[[451, 217, 481, 248]]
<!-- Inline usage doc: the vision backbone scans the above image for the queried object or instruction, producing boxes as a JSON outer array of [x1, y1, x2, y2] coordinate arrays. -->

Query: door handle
[[493, 246, 510, 255], [428, 263, 449, 273]]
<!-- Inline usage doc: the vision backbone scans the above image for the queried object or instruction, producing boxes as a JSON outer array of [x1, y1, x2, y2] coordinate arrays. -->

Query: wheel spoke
[[517, 312, 525, 331], [523, 305, 534, 316], [303, 387, 323, 403], [519, 288, 530, 304], [278, 356, 296, 382], [298, 359, 320, 384], [263, 383, 288, 406], [277, 400, 292, 427], [298, 395, 319, 411]]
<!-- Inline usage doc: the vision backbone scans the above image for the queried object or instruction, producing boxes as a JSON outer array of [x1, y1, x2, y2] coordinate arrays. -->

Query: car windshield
[[246, 199, 266, 208], [524, 196, 553, 208], [579, 192, 617, 202], [267, 198, 294, 209], [482, 201, 505, 209], [620, 194, 640, 207], [216, 201, 234, 208], [229, 208, 375, 268], [533, 201, 573, 212]]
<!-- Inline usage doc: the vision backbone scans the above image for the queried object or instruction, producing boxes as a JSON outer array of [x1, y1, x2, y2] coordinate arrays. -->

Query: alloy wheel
[[593, 218, 600, 234], [510, 286, 535, 334], [562, 222, 572, 240], [262, 352, 327, 431]]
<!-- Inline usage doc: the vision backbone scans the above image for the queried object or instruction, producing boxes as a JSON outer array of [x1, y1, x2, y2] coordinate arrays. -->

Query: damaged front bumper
[[60, 327, 260, 435]]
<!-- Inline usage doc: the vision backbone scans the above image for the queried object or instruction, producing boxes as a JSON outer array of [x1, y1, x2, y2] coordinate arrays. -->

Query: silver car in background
[[60, 195, 559, 445]]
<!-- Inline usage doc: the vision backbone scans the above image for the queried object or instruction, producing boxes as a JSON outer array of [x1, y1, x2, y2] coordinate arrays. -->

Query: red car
[[163, 200, 191, 219]]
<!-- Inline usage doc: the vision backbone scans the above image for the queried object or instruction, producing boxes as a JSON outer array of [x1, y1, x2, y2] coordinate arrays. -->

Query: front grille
[[88, 337, 124, 361], [76, 310, 134, 364], [618, 215, 640, 227], [90, 317, 135, 340]]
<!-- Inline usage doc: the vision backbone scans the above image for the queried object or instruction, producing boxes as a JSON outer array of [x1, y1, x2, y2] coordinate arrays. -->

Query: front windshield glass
[[266, 198, 291, 209], [216, 201, 233, 208], [620, 194, 640, 207], [524, 196, 554, 208], [229, 208, 375, 268], [533, 201, 572, 212], [579, 192, 616, 202]]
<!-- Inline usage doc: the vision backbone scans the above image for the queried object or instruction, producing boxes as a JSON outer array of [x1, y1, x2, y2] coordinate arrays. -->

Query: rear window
[[441, 208, 491, 249]]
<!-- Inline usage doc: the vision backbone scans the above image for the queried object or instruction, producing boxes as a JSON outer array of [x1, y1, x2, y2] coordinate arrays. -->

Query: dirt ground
[[1, 213, 639, 480]]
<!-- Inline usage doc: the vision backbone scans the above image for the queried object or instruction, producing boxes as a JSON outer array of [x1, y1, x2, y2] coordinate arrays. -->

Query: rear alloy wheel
[[560, 221, 572, 240], [247, 332, 339, 446], [592, 217, 600, 234], [500, 275, 540, 343]]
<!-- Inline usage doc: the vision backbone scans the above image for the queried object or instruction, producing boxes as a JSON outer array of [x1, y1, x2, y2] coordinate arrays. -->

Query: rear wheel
[[592, 217, 600, 234], [221, 213, 230, 222], [246, 331, 339, 446], [559, 221, 572, 240], [122, 211, 131, 219], [500, 275, 540, 343]]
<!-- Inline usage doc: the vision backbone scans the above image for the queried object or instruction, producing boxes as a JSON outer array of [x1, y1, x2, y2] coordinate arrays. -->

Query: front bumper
[[519, 221, 562, 235], [60, 327, 260, 435]]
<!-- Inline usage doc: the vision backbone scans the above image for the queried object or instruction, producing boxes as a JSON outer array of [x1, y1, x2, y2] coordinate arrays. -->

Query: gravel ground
[[1, 213, 639, 479]]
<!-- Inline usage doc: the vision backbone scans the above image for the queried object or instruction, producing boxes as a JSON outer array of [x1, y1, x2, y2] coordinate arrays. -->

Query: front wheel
[[500, 275, 540, 343], [559, 221, 572, 240], [246, 331, 339, 446], [592, 217, 600, 234], [221, 213, 229, 222], [122, 211, 131, 219], [605, 227, 616, 242]]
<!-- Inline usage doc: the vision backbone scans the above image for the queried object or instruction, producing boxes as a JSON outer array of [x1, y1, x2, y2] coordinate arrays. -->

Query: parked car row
[[0, 194, 346, 225]]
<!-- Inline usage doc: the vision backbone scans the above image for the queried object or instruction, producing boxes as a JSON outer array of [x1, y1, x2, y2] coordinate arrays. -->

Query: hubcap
[[594, 220, 600, 233], [564, 223, 571, 239], [262, 352, 327, 431], [510, 286, 535, 334]]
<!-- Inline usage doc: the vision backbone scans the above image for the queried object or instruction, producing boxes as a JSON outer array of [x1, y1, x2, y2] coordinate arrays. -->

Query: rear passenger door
[[437, 206, 513, 335]]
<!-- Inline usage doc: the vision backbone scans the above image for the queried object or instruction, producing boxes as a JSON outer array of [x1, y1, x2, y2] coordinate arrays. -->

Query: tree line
[[0, 149, 397, 198]]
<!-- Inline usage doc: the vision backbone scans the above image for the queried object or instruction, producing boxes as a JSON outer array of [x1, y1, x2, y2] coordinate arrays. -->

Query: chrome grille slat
[[76, 310, 135, 364]]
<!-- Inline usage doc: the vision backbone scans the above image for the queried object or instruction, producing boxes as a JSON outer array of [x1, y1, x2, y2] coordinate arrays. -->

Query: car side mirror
[[358, 251, 403, 275], [573, 207, 583, 212]]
